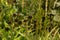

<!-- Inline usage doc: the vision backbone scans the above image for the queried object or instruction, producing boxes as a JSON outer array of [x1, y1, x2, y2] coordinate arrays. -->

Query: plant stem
[[22, 0, 25, 12], [45, 0, 48, 17]]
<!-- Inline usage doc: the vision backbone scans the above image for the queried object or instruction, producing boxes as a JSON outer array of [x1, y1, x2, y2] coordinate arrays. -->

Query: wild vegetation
[[0, 0, 60, 40]]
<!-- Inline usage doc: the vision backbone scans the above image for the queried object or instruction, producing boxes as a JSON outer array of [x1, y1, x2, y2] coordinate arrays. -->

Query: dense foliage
[[0, 0, 60, 40]]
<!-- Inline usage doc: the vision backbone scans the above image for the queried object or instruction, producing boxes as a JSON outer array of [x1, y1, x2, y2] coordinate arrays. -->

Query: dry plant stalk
[[25, 22, 29, 40], [47, 26, 57, 37], [34, 0, 42, 40], [52, 28, 59, 40], [45, 0, 48, 17], [35, 21, 39, 40], [38, 0, 41, 10], [22, 0, 25, 12], [53, 0, 58, 8], [22, 0, 29, 40]]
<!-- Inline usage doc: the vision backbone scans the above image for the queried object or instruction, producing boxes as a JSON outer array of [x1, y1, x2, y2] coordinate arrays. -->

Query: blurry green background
[[0, 0, 60, 40]]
